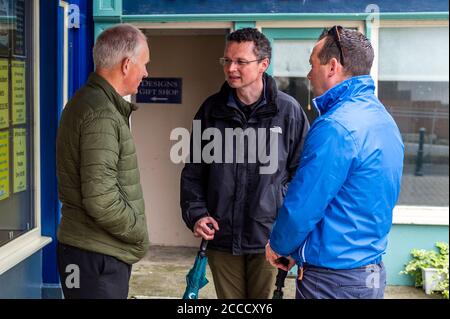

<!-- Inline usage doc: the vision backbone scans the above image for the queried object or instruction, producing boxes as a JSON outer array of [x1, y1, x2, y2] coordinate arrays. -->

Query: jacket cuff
[[188, 208, 209, 231]]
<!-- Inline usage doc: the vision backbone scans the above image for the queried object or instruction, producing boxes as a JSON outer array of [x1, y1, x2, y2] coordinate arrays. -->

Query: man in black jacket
[[180, 28, 309, 299]]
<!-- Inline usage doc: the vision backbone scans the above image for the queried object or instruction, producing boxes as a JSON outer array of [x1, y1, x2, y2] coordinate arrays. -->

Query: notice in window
[[13, 127, 25, 193], [12, 60, 25, 125], [0, 59, 8, 129], [0, 0, 10, 56], [0, 130, 8, 200], [13, 0, 25, 57]]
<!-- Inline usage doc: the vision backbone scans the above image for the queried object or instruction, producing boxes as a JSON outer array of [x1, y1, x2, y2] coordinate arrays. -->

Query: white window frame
[[60, 0, 69, 107], [0, 0, 51, 276]]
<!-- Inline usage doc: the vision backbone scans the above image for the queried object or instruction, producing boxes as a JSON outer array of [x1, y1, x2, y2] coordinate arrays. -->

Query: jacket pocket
[[117, 183, 139, 215], [116, 183, 145, 244], [263, 184, 279, 217], [276, 184, 286, 209]]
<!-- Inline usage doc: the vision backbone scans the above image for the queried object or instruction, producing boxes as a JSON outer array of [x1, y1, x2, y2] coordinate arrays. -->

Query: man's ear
[[328, 57, 339, 78], [121, 58, 131, 76], [260, 57, 270, 73]]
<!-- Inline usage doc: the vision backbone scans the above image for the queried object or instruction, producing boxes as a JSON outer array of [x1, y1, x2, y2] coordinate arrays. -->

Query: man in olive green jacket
[[56, 24, 150, 299]]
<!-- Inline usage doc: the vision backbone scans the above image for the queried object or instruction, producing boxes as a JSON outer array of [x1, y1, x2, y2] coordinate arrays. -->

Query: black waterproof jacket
[[181, 73, 309, 254]]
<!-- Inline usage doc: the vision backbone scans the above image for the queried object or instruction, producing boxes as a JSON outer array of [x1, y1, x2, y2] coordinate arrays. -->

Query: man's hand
[[193, 216, 219, 240], [265, 241, 296, 271]]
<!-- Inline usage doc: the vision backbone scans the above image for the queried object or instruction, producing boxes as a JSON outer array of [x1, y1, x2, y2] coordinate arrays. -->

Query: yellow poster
[[0, 130, 9, 201], [0, 59, 8, 129], [12, 60, 26, 125], [13, 128, 26, 193]]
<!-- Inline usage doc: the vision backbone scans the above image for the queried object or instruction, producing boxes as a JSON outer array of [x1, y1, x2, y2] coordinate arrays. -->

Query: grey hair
[[93, 24, 147, 69]]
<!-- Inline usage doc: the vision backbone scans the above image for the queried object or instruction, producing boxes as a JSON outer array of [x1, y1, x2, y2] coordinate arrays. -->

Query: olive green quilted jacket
[[56, 72, 149, 265]]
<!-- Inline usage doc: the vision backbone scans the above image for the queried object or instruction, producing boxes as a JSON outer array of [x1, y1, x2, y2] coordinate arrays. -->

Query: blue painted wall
[[68, 0, 94, 97], [0, 252, 42, 299], [123, 0, 449, 15], [40, 0, 94, 295], [385, 224, 449, 286], [40, 0, 60, 290]]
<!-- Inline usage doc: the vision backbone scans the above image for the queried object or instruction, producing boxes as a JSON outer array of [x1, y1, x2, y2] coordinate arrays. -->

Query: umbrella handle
[[199, 239, 208, 256], [199, 223, 214, 257], [275, 257, 289, 288]]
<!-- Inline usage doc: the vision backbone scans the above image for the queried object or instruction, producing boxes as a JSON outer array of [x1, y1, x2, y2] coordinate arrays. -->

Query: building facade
[[0, 0, 448, 298]]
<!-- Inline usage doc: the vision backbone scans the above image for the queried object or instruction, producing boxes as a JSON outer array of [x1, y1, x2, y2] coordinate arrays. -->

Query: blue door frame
[[40, 0, 61, 290], [40, 0, 93, 296]]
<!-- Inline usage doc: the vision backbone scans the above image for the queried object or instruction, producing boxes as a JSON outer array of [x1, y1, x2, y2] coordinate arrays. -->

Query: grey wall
[[134, 33, 226, 247]]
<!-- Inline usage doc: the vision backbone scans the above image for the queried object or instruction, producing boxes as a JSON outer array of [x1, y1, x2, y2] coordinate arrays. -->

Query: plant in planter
[[400, 242, 449, 299]]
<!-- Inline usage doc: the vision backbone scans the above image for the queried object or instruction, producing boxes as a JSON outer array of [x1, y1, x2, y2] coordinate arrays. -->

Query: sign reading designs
[[136, 78, 182, 104]]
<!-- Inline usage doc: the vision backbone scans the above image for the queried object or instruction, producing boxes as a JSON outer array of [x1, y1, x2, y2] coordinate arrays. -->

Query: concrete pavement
[[128, 246, 441, 299]]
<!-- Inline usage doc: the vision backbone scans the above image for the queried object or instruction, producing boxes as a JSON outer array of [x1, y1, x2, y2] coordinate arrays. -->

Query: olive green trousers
[[207, 249, 277, 299]]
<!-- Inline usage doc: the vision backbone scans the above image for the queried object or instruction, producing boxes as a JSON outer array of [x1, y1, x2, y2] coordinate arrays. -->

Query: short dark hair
[[318, 26, 374, 76], [226, 28, 272, 61]]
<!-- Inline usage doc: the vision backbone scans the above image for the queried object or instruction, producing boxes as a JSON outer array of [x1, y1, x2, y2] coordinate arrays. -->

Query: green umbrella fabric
[[182, 254, 209, 299]]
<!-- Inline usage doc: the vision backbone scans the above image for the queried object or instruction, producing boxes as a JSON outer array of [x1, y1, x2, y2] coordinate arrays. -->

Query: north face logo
[[270, 126, 282, 134]]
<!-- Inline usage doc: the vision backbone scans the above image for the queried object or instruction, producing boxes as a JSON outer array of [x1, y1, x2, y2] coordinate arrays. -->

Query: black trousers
[[57, 242, 132, 299]]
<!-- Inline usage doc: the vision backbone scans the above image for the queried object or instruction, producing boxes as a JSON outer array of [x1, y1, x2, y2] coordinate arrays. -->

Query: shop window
[[378, 27, 449, 207], [273, 39, 318, 123], [0, 0, 34, 247]]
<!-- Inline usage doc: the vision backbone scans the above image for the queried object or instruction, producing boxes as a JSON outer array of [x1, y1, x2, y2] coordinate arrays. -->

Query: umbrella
[[272, 257, 289, 299], [182, 236, 210, 299]]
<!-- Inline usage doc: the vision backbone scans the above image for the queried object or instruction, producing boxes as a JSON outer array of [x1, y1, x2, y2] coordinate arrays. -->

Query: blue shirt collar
[[312, 75, 375, 116]]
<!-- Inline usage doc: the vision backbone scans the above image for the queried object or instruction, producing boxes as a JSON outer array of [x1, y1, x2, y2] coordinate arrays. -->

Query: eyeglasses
[[219, 57, 264, 67], [327, 25, 345, 66]]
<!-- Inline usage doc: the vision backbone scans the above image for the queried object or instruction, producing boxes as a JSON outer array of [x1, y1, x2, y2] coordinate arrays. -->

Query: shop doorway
[[132, 29, 228, 247]]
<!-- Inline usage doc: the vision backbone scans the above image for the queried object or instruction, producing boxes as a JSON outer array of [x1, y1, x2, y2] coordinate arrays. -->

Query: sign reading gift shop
[[136, 77, 182, 104]]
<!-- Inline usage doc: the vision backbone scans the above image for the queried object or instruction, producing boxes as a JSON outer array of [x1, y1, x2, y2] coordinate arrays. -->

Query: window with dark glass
[[0, 0, 34, 246], [378, 27, 449, 207], [273, 39, 318, 123]]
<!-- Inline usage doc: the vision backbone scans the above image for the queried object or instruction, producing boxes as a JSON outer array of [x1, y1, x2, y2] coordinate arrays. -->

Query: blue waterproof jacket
[[270, 75, 404, 269]]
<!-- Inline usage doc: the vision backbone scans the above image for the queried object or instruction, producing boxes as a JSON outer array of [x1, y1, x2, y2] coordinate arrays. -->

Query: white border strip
[[380, 20, 449, 28], [34, 0, 41, 231], [131, 21, 233, 29], [0, 231, 51, 275], [256, 20, 365, 32], [60, 0, 69, 107], [393, 206, 449, 226]]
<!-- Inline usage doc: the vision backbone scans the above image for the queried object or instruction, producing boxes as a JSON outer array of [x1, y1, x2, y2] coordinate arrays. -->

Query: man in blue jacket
[[265, 26, 404, 299]]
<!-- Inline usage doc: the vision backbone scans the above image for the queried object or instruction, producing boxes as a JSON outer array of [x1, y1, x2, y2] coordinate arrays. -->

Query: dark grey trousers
[[296, 262, 386, 299], [57, 242, 132, 299]]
